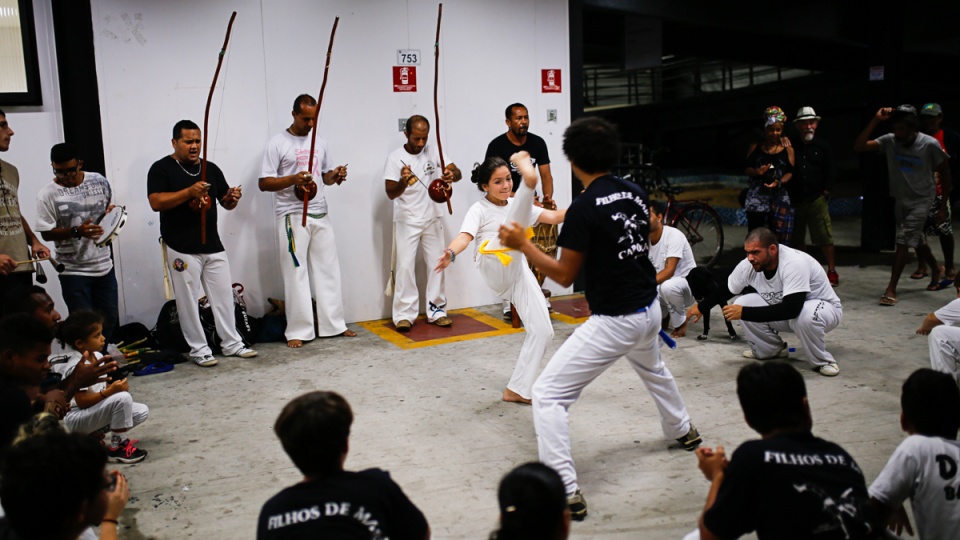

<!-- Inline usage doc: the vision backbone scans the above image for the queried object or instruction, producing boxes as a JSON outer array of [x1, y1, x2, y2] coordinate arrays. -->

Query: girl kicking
[[435, 152, 565, 404]]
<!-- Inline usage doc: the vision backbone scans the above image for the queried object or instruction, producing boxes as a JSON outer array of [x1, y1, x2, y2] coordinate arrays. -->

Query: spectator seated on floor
[[257, 391, 430, 540], [54, 310, 149, 464], [690, 362, 878, 540], [489, 462, 570, 540], [0, 314, 64, 459], [0, 428, 130, 540], [869, 368, 960, 539], [917, 280, 960, 383], [1, 285, 116, 400]]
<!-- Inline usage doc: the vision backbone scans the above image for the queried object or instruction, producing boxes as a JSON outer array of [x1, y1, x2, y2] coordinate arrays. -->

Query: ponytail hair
[[489, 462, 568, 540], [56, 310, 103, 350], [471, 156, 509, 192]]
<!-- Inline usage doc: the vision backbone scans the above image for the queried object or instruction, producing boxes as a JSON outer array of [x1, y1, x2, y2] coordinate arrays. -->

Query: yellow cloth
[[477, 228, 535, 266]]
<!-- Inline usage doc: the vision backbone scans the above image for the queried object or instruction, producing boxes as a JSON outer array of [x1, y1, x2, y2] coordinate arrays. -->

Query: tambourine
[[95, 205, 127, 247], [428, 179, 452, 204], [294, 181, 319, 201]]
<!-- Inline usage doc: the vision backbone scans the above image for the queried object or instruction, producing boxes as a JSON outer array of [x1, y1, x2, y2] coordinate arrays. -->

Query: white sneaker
[[228, 347, 258, 358], [742, 343, 789, 360], [817, 363, 840, 377], [192, 355, 218, 367]]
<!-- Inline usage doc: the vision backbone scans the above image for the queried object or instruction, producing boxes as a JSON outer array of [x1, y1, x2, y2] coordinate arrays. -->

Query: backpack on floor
[[153, 300, 190, 353], [154, 284, 261, 354], [111, 322, 159, 350]]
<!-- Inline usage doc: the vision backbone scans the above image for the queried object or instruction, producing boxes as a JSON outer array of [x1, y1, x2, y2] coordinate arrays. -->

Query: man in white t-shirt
[[917, 280, 960, 382], [688, 227, 843, 376], [869, 368, 960, 539], [259, 94, 356, 348], [36, 143, 119, 343], [649, 201, 697, 338], [383, 115, 461, 332]]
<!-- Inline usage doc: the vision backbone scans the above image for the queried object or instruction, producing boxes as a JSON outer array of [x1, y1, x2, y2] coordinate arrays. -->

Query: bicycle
[[620, 163, 725, 269]]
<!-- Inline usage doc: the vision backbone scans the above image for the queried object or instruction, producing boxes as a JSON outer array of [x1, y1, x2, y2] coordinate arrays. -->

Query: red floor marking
[[550, 295, 591, 319], [385, 313, 496, 342]]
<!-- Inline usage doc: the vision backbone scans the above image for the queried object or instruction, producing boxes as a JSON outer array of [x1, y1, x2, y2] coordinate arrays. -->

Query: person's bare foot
[[340, 329, 357, 337], [502, 388, 532, 405], [287, 339, 303, 348], [510, 151, 538, 190], [671, 320, 688, 338]]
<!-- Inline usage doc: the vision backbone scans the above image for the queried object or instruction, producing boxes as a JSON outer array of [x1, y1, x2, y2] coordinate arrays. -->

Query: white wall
[[2, 0, 64, 303], [84, 0, 571, 325]]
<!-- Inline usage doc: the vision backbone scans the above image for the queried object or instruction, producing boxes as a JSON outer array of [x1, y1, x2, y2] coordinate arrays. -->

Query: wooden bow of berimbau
[[199, 11, 237, 244], [301, 17, 341, 228], [432, 3, 452, 215]]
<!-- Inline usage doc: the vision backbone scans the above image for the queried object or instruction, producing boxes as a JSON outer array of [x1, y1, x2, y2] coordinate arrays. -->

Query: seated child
[[869, 368, 960, 539], [53, 310, 149, 464]]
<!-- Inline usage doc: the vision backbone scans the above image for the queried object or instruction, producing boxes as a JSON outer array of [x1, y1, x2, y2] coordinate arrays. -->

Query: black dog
[[684, 267, 738, 341]]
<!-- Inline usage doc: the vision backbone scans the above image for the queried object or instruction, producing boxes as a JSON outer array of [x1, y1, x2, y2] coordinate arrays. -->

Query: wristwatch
[[71, 226, 81, 239]]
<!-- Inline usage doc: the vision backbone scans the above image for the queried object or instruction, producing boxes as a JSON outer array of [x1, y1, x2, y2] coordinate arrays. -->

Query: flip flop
[[928, 278, 955, 291], [879, 295, 898, 306], [133, 362, 174, 376], [910, 270, 929, 279]]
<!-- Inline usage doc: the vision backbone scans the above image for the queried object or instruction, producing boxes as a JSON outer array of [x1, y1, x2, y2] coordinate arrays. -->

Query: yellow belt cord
[[477, 227, 535, 266]]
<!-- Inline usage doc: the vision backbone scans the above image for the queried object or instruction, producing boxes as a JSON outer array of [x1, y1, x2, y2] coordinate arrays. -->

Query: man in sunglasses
[[35, 143, 119, 343]]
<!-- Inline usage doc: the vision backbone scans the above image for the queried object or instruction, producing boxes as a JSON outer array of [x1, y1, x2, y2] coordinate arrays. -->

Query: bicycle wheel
[[671, 202, 724, 268]]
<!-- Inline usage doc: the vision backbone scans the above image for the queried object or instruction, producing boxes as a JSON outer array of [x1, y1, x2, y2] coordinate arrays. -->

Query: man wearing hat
[[910, 103, 960, 284], [855, 105, 952, 306], [788, 107, 839, 286]]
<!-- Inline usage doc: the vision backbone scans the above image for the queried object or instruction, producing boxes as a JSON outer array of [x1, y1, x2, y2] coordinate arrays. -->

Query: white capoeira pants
[[659, 276, 695, 329], [64, 391, 148, 435], [165, 246, 245, 357], [277, 214, 348, 340], [734, 293, 842, 368], [392, 218, 447, 325], [928, 325, 960, 383], [532, 302, 693, 494], [478, 178, 552, 400]]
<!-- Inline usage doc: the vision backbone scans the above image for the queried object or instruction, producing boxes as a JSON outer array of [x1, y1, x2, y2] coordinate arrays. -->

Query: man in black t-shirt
[[257, 391, 429, 540], [485, 103, 555, 200], [787, 107, 839, 286], [147, 120, 257, 368], [499, 117, 701, 521], [694, 362, 879, 539]]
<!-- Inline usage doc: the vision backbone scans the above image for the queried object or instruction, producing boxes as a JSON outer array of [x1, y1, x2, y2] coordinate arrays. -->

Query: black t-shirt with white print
[[257, 468, 428, 540], [704, 431, 879, 540], [557, 174, 658, 315], [485, 132, 551, 191]]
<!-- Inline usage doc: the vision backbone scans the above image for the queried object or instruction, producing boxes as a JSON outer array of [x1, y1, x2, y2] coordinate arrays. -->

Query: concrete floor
[[114, 217, 951, 539]]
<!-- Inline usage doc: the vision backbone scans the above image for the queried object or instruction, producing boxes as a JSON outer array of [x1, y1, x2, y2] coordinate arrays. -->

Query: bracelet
[[100, 390, 106, 398], [102, 519, 118, 525], [445, 248, 456, 262]]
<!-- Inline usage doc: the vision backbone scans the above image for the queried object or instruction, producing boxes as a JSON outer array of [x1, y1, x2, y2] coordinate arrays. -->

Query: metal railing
[[584, 57, 815, 111]]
